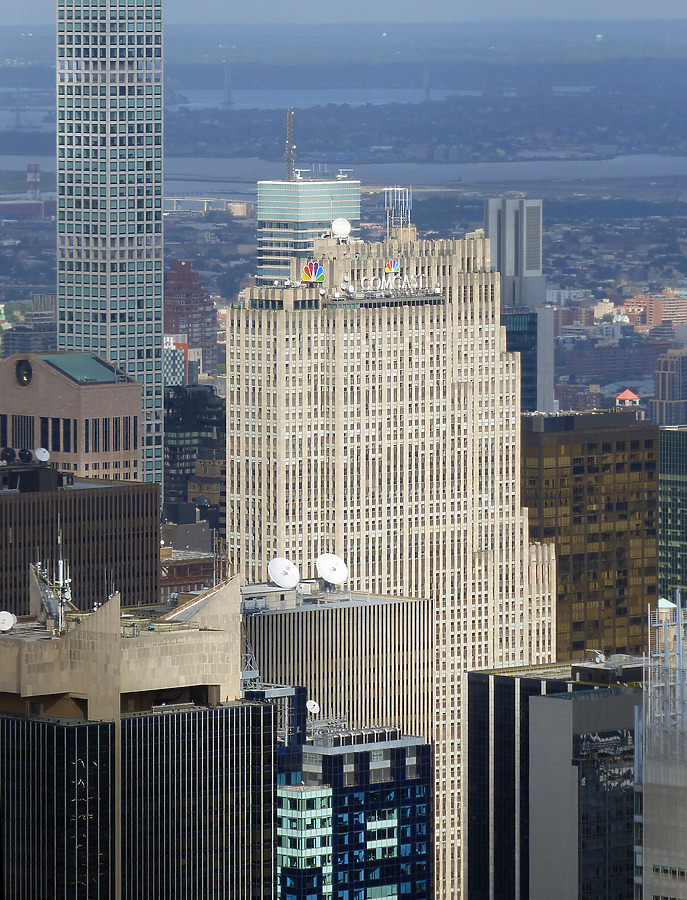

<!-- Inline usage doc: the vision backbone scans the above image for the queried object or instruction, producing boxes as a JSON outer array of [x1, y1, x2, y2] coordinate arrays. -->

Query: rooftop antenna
[[286, 108, 295, 182], [385, 186, 412, 240]]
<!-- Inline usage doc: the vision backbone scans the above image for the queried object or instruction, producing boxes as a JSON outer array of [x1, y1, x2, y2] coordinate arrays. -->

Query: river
[[2, 154, 687, 197]]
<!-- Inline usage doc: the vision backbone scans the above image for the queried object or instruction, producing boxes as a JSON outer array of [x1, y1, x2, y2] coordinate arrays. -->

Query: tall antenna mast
[[286, 108, 295, 182]]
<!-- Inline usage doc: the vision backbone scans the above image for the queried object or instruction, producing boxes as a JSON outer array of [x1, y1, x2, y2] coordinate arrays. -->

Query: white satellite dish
[[331, 217, 351, 240], [0, 611, 16, 632], [306, 699, 321, 715], [35, 447, 50, 463], [268, 557, 300, 590], [316, 553, 349, 585]]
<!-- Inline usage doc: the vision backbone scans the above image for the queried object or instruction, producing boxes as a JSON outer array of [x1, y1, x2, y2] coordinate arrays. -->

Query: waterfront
[[2, 153, 687, 201]]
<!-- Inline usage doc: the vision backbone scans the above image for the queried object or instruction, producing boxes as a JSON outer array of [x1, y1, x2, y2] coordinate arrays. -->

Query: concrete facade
[[0, 573, 274, 898]]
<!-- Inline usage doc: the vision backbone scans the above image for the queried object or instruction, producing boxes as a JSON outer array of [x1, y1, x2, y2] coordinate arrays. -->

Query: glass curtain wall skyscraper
[[57, 0, 164, 483], [256, 179, 361, 285]]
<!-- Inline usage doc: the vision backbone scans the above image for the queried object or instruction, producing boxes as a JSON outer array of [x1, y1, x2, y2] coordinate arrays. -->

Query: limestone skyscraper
[[57, 0, 164, 482], [228, 225, 556, 895]]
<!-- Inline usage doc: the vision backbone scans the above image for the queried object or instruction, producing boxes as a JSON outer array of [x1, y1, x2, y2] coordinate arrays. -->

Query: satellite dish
[[0, 611, 16, 632], [306, 699, 321, 715], [35, 447, 50, 463], [18, 449, 33, 464], [331, 218, 351, 239], [268, 557, 300, 590], [0, 447, 16, 464], [316, 553, 349, 585]]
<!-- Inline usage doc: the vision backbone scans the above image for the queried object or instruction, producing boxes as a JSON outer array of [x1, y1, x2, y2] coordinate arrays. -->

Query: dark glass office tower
[[658, 425, 687, 598], [0, 576, 276, 899]]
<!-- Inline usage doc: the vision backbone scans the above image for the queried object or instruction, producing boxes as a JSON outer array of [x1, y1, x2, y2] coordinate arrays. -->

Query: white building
[[56, 0, 164, 482], [484, 197, 546, 308], [228, 226, 556, 897]]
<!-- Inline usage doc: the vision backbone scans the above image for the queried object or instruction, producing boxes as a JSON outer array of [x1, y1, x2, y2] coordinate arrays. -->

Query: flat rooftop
[[36, 351, 133, 385]]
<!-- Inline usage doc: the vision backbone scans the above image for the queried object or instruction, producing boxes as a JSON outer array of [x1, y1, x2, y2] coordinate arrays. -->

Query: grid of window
[[57, 0, 164, 481], [0, 716, 115, 899]]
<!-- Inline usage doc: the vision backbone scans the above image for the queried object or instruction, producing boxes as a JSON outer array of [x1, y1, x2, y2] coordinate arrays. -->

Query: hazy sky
[[5, 0, 687, 27]]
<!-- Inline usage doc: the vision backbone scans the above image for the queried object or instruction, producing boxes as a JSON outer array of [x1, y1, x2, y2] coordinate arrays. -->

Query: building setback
[[56, 0, 164, 483], [231, 228, 556, 896], [521, 410, 658, 658]]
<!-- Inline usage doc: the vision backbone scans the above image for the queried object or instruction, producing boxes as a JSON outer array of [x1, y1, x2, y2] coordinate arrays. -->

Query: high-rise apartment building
[[658, 425, 687, 598], [484, 197, 546, 308], [256, 179, 361, 285], [57, 0, 164, 483], [522, 410, 658, 659], [229, 228, 556, 896]]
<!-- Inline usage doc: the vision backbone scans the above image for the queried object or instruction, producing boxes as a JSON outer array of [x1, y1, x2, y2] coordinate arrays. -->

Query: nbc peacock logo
[[302, 261, 325, 283], [385, 259, 400, 273]]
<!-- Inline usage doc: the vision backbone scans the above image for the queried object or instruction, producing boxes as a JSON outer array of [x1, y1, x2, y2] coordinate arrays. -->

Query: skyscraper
[[658, 425, 687, 598], [500, 305, 554, 412], [651, 347, 687, 426], [228, 226, 556, 895], [521, 409, 658, 659], [256, 178, 361, 285], [0, 574, 276, 898], [484, 196, 546, 308], [56, 0, 164, 483]]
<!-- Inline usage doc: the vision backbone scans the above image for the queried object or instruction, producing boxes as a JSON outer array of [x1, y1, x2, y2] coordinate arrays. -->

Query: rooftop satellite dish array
[[267, 553, 349, 590], [0, 611, 17, 632], [0, 446, 50, 467]]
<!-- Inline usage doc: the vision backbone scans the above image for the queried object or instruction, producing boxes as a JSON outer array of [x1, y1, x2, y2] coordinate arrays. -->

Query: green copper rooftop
[[36, 352, 131, 385]]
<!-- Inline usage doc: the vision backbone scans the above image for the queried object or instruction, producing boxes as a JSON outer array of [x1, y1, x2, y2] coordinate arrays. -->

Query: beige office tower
[[227, 226, 556, 897]]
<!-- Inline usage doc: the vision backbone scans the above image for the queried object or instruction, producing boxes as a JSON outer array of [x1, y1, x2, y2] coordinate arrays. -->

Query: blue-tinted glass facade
[[257, 181, 361, 285], [277, 728, 431, 900]]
